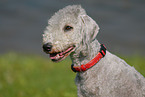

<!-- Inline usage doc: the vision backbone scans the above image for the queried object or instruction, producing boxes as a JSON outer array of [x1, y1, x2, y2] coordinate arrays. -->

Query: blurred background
[[0, 0, 145, 97], [0, 0, 145, 55]]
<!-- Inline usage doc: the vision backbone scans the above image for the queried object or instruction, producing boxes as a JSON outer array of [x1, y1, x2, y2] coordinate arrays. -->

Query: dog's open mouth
[[49, 46, 75, 62]]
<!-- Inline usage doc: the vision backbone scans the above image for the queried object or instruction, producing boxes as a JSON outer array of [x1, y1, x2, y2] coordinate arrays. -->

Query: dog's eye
[[64, 25, 73, 32]]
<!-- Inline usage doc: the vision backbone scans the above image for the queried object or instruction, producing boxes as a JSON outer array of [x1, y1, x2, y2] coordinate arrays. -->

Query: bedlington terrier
[[42, 5, 145, 97]]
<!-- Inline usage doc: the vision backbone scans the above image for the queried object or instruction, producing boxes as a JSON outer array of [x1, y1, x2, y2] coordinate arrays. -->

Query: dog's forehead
[[48, 14, 77, 26], [48, 5, 86, 26]]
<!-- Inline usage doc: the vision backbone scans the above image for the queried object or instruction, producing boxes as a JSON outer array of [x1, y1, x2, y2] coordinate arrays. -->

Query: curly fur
[[43, 5, 145, 97]]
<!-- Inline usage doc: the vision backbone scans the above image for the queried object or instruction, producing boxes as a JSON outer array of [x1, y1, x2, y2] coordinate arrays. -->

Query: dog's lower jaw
[[48, 45, 76, 62]]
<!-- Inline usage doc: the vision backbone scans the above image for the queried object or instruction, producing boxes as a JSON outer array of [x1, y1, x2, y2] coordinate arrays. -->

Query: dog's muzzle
[[42, 42, 76, 62]]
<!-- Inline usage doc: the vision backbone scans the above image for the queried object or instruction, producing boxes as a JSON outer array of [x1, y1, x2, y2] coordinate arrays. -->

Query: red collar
[[71, 44, 106, 72]]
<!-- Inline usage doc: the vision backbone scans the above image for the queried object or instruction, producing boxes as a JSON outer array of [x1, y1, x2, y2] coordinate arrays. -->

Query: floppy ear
[[80, 15, 100, 42]]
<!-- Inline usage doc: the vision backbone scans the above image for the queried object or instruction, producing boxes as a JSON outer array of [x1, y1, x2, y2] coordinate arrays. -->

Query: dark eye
[[64, 25, 73, 32]]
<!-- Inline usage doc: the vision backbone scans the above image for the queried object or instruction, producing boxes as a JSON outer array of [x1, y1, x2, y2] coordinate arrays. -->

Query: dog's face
[[42, 5, 99, 62]]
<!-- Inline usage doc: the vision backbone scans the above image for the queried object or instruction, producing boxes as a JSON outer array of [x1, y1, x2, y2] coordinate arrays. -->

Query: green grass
[[0, 53, 77, 97], [0, 53, 144, 97]]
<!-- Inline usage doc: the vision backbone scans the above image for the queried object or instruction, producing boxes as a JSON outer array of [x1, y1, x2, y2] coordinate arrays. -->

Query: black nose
[[42, 43, 52, 52]]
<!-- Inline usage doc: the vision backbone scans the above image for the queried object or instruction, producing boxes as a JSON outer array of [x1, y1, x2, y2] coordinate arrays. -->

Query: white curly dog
[[42, 5, 145, 97]]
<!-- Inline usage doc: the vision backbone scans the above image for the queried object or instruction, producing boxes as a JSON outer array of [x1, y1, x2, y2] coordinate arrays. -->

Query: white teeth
[[49, 46, 75, 61], [56, 54, 60, 60]]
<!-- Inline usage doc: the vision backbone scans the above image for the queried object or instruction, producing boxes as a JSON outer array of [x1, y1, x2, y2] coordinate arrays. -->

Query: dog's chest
[[75, 73, 100, 96]]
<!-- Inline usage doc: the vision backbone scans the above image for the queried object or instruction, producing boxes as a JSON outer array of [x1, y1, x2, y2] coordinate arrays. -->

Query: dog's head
[[42, 5, 99, 62]]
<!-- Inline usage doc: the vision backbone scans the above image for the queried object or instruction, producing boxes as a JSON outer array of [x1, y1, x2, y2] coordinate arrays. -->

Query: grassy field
[[0, 53, 145, 97]]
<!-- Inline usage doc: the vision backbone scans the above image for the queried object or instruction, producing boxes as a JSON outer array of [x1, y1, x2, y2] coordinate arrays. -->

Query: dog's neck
[[70, 39, 100, 67]]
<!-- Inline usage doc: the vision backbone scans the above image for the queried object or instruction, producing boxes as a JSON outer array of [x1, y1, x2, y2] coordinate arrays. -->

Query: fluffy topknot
[[48, 5, 86, 25]]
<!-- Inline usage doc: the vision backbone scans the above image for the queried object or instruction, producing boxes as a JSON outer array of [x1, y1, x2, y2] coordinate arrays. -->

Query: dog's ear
[[80, 15, 100, 41]]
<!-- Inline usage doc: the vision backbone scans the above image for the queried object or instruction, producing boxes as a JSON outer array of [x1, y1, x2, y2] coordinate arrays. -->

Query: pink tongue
[[50, 54, 64, 59], [49, 47, 73, 59], [49, 55, 56, 59], [50, 54, 57, 59]]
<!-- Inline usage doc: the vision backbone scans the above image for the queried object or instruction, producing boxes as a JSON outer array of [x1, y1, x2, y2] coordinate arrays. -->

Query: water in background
[[0, 0, 145, 56]]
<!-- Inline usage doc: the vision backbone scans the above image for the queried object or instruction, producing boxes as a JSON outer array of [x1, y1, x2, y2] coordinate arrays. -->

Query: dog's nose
[[42, 43, 52, 52]]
